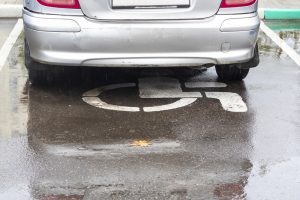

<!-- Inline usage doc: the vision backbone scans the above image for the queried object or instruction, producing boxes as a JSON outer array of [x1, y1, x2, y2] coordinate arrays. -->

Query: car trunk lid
[[79, 0, 222, 20]]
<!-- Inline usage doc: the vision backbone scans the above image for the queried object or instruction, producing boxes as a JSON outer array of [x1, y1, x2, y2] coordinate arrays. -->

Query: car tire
[[25, 40, 57, 85], [215, 44, 259, 81], [215, 65, 250, 81]]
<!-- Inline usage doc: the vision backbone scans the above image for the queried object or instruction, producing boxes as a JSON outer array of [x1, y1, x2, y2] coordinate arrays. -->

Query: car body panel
[[23, 0, 258, 18], [23, 0, 83, 16], [23, 9, 259, 67], [23, 0, 260, 68], [78, 0, 224, 20]]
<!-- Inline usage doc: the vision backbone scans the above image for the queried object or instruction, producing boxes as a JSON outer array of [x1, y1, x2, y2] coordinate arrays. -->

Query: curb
[[259, 8, 300, 20], [0, 5, 22, 18]]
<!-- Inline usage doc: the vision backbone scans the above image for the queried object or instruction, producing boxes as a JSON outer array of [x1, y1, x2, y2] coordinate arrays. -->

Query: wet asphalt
[[0, 21, 300, 200]]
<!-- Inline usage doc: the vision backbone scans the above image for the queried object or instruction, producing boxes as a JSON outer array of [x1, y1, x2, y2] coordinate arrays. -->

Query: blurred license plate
[[112, 0, 190, 8]]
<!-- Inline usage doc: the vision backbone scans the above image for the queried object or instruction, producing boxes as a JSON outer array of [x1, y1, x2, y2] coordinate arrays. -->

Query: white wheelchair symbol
[[82, 77, 247, 113]]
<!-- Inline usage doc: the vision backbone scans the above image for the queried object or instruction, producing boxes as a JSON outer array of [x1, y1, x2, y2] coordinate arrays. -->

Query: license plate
[[112, 0, 190, 8]]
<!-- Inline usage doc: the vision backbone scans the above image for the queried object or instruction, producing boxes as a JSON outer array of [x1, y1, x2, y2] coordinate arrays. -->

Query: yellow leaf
[[131, 140, 151, 147]]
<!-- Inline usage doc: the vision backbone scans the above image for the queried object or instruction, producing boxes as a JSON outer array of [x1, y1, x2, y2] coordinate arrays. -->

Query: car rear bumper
[[23, 9, 260, 67]]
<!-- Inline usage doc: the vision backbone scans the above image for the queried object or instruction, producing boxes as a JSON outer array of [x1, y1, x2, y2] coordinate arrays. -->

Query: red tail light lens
[[37, 0, 80, 9], [221, 0, 256, 8]]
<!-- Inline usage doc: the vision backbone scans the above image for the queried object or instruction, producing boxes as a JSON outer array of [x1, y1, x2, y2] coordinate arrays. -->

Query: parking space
[[0, 23, 300, 199]]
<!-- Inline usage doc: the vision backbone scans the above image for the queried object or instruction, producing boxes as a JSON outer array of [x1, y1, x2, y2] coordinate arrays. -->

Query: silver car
[[23, 0, 260, 84]]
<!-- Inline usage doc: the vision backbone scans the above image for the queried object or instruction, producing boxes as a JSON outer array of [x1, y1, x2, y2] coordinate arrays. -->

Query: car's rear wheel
[[215, 65, 250, 81], [215, 44, 259, 81], [25, 40, 58, 85]]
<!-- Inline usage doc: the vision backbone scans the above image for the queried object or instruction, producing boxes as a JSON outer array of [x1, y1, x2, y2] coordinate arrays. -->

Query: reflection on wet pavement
[[265, 20, 300, 31], [258, 30, 300, 60], [0, 27, 300, 199], [278, 31, 300, 54], [0, 34, 28, 138], [264, 20, 300, 54]]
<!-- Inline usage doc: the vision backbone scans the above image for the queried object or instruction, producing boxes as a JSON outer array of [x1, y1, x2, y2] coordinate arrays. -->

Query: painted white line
[[82, 78, 248, 113], [0, 19, 23, 72], [260, 21, 300, 66], [0, 5, 23, 18], [82, 83, 136, 97], [258, 8, 265, 19], [83, 96, 140, 112], [82, 83, 140, 112], [143, 98, 197, 112], [185, 81, 227, 88], [205, 92, 247, 112], [139, 77, 202, 98]]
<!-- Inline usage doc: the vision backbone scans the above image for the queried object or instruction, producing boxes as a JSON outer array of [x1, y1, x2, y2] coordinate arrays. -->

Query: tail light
[[37, 0, 80, 9], [221, 0, 256, 8]]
